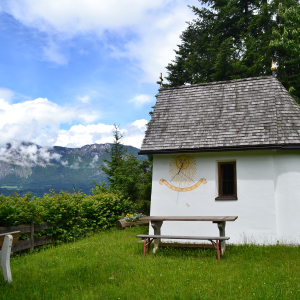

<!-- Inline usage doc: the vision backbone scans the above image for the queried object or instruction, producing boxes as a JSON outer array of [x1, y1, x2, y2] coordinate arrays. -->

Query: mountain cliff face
[[0, 142, 141, 197]]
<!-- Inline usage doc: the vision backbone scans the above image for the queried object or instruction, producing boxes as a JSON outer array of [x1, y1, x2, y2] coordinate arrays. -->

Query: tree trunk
[[116, 218, 149, 230], [116, 219, 136, 229]]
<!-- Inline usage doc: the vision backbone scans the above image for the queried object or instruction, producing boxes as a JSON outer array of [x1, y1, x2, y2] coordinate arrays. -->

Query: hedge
[[0, 191, 136, 241]]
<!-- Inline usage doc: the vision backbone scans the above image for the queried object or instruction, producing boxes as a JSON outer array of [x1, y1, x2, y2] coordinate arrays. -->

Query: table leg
[[144, 238, 146, 257], [143, 238, 154, 256], [217, 221, 226, 255], [209, 240, 220, 261], [216, 240, 220, 261], [151, 221, 163, 253]]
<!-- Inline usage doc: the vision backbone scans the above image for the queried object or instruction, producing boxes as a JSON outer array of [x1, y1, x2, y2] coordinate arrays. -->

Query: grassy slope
[[1, 226, 300, 300]]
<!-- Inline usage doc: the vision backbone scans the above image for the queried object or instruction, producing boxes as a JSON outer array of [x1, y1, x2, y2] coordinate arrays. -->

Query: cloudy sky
[[0, 0, 199, 149]]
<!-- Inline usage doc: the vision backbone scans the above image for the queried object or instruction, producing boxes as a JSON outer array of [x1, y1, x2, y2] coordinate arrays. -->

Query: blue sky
[[0, 0, 199, 148]]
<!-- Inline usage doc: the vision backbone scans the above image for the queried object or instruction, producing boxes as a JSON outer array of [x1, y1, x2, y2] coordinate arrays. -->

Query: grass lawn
[[1, 226, 300, 300]]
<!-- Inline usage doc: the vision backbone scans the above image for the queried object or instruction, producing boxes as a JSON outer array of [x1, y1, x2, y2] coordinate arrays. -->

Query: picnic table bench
[[136, 234, 230, 260], [0, 231, 20, 282], [136, 216, 238, 260]]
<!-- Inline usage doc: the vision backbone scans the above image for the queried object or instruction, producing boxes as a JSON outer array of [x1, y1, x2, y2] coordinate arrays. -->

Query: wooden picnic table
[[139, 216, 238, 255]]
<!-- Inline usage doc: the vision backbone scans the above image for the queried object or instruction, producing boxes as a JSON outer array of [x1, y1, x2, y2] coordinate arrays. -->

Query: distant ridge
[[0, 142, 141, 197]]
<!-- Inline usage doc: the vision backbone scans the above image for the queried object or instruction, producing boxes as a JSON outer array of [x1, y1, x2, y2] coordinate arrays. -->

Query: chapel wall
[[273, 151, 300, 244], [150, 150, 282, 244]]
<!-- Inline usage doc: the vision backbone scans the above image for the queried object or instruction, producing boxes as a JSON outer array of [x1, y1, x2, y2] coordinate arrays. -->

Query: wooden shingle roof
[[140, 76, 300, 154]]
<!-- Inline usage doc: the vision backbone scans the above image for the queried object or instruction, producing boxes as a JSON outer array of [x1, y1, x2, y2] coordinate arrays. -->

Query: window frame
[[215, 161, 237, 201]]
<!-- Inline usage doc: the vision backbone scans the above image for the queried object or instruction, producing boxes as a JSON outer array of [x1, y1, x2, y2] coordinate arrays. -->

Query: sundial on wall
[[159, 154, 207, 192]]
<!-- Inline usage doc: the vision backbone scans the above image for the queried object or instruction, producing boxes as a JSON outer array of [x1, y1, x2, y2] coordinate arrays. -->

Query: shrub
[[0, 191, 137, 241], [135, 200, 150, 215], [0, 193, 37, 226]]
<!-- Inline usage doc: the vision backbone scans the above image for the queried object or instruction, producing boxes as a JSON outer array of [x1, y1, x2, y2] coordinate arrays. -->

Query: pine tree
[[99, 125, 152, 203], [101, 124, 125, 187], [270, 2, 300, 102], [166, 0, 299, 99]]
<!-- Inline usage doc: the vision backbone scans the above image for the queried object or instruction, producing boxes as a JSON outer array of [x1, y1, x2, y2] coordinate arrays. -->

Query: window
[[215, 161, 237, 200]]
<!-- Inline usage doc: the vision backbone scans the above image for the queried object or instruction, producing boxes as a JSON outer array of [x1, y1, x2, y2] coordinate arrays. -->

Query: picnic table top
[[140, 216, 238, 222]]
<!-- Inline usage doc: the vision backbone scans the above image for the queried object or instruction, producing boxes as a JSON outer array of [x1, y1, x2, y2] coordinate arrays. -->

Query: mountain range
[[0, 142, 141, 197]]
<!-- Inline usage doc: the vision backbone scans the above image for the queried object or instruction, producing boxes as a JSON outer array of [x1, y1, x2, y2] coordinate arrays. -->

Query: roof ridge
[[159, 76, 276, 91]]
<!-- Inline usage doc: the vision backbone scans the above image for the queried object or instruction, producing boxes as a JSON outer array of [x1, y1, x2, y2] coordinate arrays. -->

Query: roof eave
[[138, 144, 300, 155]]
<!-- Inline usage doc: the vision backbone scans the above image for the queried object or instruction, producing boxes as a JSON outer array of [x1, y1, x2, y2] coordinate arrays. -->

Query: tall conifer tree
[[166, 0, 299, 99], [271, 2, 300, 102]]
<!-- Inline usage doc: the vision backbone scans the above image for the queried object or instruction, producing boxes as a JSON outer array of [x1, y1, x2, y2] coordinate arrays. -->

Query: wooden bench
[[136, 234, 230, 261], [0, 231, 20, 282], [139, 216, 238, 255]]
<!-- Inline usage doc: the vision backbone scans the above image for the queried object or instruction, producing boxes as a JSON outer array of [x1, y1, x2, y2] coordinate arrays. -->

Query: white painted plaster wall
[[273, 151, 300, 244], [149, 150, 300, 244]]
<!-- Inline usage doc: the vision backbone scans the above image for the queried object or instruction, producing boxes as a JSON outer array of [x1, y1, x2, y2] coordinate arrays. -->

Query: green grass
[[1, 226, 300, 300]]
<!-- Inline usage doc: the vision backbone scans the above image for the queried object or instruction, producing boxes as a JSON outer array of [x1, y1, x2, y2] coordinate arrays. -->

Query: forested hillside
[[0, 142, 142, 197]]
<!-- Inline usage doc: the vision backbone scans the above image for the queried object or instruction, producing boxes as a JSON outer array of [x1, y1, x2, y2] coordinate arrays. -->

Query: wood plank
[[0, 222, 57, 235], [136, 234, 230, 240], [140, 216, 238, 222], [35, 222, 56, 231], [136, 219, 149, 225], [159, 243, 214, 249], [0, 231, 20, 238], [0, 225, 31, 234], [34, 236, 53, 247], [0, 236, 20, 247], [11, 236, 52, 253], [11, 239, 31, 252], [30, 222, 34, 249], [0, 231, 21, 248]]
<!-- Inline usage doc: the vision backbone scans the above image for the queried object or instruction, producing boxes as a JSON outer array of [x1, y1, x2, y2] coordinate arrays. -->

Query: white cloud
[[131, 119, 148, 130], [78, 111, 99, 123], [0, 97, 100, 146], [78, 95, 90, 103], [0, 92, 147, 148], [1, 0, 200, 81], [2, 0, 169, 34], [54, 119, 147, 148], [0, 141, 61, 167], [111, 3, 199, 82], [54, 123, 114, 148], [42, 39, 68, 65], [0, 88, 15, 101], [129, 94, 152, 107], [61, 160, 68, 167], [89, 154, 99, 167], [123, 119, 148, 149]]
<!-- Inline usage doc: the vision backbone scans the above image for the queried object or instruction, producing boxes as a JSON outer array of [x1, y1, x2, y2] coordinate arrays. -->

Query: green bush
[[0, 193, 37, 226], [0, 191, 136, 241], [135, 200, 150, 215]]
